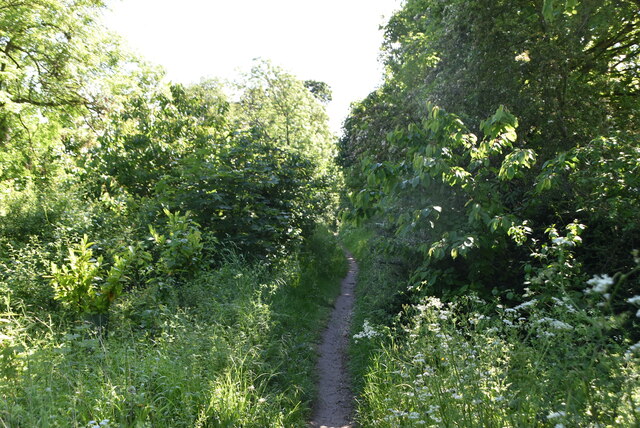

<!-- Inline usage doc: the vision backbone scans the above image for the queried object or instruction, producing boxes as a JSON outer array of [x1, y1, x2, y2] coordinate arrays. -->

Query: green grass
[[0, 227, 346, 427], [341, 225, 406, 393]]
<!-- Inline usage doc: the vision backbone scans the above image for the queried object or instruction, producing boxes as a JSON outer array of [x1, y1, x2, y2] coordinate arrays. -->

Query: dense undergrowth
[[1, 227, 346, 427], [345, 228, 640, 427]]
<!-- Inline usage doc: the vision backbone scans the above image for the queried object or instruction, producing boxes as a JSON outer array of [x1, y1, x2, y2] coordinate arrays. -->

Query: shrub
[[148, 209, 203, 278], [49, 235, 150, 316]]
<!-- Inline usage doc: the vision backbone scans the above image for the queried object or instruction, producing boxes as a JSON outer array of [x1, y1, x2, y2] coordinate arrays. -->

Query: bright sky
[[103, 0, 402, 135]]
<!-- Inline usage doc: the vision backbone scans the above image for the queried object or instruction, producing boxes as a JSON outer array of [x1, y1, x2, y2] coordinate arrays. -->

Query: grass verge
[[0, 226, 346, 427]]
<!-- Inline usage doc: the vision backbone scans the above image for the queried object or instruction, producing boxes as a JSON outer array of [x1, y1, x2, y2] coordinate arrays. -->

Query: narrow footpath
[[309, 251, 358, 428]]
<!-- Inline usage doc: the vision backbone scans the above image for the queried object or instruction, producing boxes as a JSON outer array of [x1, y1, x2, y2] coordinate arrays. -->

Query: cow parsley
[[585, 274, 614, 294]]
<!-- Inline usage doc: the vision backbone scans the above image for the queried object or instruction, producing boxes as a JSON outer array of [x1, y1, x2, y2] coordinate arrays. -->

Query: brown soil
[[309, 251, 358, 428]]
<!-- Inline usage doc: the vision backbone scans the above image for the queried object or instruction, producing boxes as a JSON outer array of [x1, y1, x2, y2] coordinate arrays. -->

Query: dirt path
[[309, 251, 358, 428]]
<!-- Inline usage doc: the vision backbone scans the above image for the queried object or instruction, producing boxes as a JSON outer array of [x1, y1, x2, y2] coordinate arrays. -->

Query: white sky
[[102, 0, 402, 135]]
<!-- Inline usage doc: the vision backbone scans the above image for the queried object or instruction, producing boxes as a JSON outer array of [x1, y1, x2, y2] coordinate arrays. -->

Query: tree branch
[[10, 95, 86, 108]]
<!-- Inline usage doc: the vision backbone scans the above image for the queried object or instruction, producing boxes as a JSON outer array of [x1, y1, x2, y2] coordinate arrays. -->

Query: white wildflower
[[550, 320, 573, 330], [627, 295, 640, 305], [514, 300, 536, 311], [547, 411, 567, 419], [353, 320, 380, 342], [552, 297, 577, 313], [469, 313, 489, 324], [585, 274, 614, 294], [536, 317, 573, 331], [427, 404, 440, 414], [427, 323, 440, 332], [424, 297, 444, 309]]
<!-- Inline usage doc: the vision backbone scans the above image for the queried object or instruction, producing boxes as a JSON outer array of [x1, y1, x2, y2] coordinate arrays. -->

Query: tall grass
[[0, 227, 346, 427]]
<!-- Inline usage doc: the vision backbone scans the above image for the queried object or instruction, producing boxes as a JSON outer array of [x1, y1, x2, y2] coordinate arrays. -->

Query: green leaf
[[543, 0, 555, 21]]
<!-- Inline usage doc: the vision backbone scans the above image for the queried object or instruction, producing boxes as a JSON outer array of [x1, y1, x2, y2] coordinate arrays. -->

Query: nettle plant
[[349, 105, 536, 296]]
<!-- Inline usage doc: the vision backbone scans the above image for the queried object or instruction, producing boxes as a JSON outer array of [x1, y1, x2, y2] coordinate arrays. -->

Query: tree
[[0, 0, 139, 181], [232, 60, 336, 174], [342, 0, 640, 297], [304, 80, 332, 104], [89, 81, 229, 197], [342, 0, 639, 166], [0, 0, 111, 110], [89, 77, 334, 258]]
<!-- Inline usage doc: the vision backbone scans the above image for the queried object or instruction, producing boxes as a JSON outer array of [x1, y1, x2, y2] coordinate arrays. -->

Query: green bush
[[0, 238, 56, 312], [148, 209, 203, 278], [49, 235, 151, 316]]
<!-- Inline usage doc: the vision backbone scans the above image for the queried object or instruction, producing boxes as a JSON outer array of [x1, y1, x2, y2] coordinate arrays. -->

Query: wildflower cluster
[[585, 274, 614, 295], [357, 291, 640, 427], [628, 295, 640, 318], [353, 319, 381, 342]]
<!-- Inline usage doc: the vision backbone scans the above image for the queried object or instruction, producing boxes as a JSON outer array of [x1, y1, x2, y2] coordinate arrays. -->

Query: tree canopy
[[342, 0, 640, 302], [0, 0, 147, 182]]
